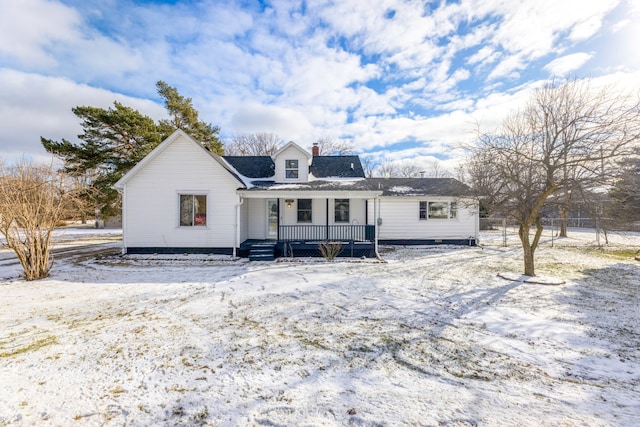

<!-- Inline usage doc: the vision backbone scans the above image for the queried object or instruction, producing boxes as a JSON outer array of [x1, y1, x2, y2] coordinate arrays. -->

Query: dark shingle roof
[[309, 156, 365, 178], [359, 178, 472, 196], [222, 155, 366, 179], [223, 156, 274, 178], [244, 177, 473, 197]]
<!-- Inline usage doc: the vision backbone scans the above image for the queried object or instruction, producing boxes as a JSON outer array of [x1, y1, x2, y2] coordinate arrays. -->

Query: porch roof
[[237, 177, 473, 198], [237, 180, 382, 199]]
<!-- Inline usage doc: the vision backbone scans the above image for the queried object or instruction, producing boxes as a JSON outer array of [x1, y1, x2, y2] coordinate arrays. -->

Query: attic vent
[[350, 163, 354, 170]]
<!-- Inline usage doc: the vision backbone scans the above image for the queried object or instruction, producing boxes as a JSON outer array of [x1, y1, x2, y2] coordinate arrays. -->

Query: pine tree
[[42, 82, 221, 217], [606, 151, 640, 228], [156, 81, 223, 154]]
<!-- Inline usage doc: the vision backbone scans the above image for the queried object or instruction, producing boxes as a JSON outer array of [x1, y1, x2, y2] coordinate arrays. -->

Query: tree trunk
[[518, 220, 544, 277], [559, 205, 568, 237], [518, 224, 536, 276]]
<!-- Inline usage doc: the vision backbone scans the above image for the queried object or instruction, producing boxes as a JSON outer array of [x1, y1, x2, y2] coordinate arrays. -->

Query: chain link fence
[[479, 217, 640, 248], [481, 217, 640, 232]]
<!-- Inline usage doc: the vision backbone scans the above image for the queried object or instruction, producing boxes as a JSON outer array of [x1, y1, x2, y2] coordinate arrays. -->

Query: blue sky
[[1, 0, 639, 171]]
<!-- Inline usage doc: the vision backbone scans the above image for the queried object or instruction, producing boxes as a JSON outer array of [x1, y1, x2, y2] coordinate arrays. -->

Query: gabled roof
[[223, 156, 275, 178], [221, 155, 365, 180], [271, 141, 312, 159], [309, 156, 365, 178], [113, 129, 245, 190]]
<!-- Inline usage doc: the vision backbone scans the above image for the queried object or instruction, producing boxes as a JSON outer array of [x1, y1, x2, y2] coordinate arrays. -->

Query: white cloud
[[569, 16, 604, 41], [612, 18, 631, 32], [0, 68, 166, 163], [229, 103, 314, 145], [490, 0, 617, 55], [487, 54, 525, 81], [467, 46, 498, 65], [544, 53, 593, 76], [0, 0, 81, 67]]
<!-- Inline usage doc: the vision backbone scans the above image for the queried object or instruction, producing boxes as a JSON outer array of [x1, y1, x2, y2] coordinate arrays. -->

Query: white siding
[[273, 145, 309, 183], [328, 198, 366, 225], [369, 197, 477, 240], [123, 135, 240, 248], [279, 198, 326, 225], [247, 198, 267, 239], [239, 200, 249, 243]]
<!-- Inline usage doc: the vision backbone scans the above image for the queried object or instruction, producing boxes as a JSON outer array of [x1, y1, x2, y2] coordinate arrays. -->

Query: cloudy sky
[[1, 0, 639, 171]]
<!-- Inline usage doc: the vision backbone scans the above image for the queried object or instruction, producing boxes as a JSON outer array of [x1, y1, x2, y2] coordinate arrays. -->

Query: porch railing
[[279, 225, 375, 242]]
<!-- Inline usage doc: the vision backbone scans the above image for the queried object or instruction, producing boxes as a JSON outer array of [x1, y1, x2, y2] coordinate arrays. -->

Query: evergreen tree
[[156, 81, 223, 154], [42, 82, 221, 217], [606, 151, 640, 228]]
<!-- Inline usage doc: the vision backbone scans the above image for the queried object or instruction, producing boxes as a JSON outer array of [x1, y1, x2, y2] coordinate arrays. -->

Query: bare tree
[[373, 158, 422, 177], [423, 159, 451, 178], [225, 132, 284, 155], [360, 156, 375, 178], [315, 136, 354, 155], [0, 160, 84, 280], [466, 79, 640, 276]]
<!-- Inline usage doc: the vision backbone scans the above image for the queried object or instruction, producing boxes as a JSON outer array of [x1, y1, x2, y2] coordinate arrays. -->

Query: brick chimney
[[312, 142, 319, 156]]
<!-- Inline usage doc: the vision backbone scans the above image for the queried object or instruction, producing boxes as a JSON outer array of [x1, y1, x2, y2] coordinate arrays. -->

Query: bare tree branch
[[225, 133, 284, 156], [315, 137, 354, 155]]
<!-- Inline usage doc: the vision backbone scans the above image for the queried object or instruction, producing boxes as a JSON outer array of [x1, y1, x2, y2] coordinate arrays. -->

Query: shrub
[[318, 241, 342, 261]]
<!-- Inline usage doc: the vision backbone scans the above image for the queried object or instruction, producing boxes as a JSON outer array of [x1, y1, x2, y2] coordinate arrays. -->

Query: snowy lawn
[[0, 229, 639, 426]]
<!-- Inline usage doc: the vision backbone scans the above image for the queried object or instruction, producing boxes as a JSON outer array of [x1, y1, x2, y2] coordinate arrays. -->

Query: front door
[[267, 199, 278, 239]]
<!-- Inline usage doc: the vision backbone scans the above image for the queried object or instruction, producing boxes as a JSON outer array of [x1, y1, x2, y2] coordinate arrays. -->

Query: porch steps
[[249, 243, 276, 261]]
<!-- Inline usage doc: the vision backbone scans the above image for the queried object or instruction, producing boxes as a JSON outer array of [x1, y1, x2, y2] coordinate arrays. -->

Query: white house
[[114, 130, 479, 259]]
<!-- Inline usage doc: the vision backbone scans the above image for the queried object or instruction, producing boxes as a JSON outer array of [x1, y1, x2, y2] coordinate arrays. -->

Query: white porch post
[[234, 196, 244, 257], [374, 196, 380, 258]]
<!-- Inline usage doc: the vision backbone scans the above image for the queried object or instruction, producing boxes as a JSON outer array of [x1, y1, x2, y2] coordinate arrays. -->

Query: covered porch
[[237, 188, 381, 259]]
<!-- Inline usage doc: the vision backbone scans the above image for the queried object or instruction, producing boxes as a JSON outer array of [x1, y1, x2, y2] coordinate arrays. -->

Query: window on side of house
[[335, 199, 350, 223], [419, 201, 428, 219], [297, 199, 312, 223], [180, 194, 207, 226], [428, 202, 448, 219], [419, 201, 456, 220], [285, 159, 299, 179]]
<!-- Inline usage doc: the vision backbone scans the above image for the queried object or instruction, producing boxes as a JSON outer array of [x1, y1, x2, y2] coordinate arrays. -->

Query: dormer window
[[285, 160, 299, 179]]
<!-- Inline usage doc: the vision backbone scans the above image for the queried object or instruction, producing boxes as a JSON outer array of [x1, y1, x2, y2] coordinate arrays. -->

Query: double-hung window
[[285, 160, 299, 179], [419, 201, 456, 220], [297, 199, 312, 223], [180, 194, 207, 226], [334, 199, 349, 223]]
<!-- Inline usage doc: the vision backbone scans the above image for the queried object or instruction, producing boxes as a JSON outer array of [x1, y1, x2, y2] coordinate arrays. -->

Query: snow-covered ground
[[0, 228, 638, 426]]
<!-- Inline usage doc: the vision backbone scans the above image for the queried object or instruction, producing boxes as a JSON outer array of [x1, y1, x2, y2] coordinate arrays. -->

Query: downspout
[[234, 195, 244, 258], [116, 187, 126, 255], [374, 196, 381, 259], [475, 199, 480, 246]]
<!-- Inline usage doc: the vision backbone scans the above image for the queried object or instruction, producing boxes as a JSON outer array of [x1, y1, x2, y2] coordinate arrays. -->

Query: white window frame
[[285, 159, 299, 179], [178, 193, 208, 227], [297, 199, 312, 223], [334, 199, 350, 223], [419, 201, 457, 220]]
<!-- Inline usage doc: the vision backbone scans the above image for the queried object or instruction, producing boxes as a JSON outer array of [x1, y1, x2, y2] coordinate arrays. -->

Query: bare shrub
[[0, 160, 83, 280], [318, 241, 343, 261]]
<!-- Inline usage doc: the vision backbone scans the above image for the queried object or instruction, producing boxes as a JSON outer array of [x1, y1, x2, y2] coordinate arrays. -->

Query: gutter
[[113, 186, 126, 255], [234, 196, 245, 258]]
